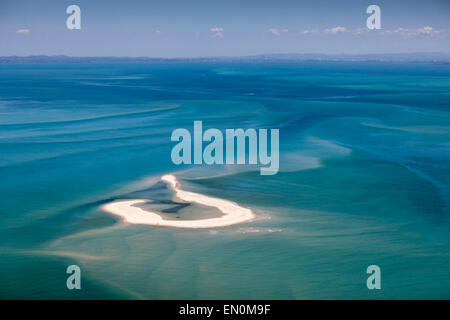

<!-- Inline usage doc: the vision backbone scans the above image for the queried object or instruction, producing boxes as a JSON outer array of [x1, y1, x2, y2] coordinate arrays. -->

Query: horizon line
[[1, 52, 450, 63], [2, 51, 450, 58]]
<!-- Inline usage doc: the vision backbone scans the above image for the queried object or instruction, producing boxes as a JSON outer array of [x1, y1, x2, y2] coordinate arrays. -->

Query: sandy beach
[[101, 174, 255, 228]]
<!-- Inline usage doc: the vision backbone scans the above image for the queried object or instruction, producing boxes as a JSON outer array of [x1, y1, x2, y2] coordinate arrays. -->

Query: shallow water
[[0, 62, 449, 299]]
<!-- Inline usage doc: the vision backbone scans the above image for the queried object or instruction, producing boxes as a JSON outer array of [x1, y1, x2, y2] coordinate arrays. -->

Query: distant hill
[[246, 52, 450, 62], [1, 52, 450, 63]]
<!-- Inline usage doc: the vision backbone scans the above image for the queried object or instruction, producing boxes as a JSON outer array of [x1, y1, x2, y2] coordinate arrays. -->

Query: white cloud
[[292, 26, 449, 37], [268, 28, 288, 35], [210, 27, 224, 38], [417, 26, 440, 35], [352, 28, 368, 35], [324, 26, 348, 34], [155, 29, 161, 35], [16, 29, 30, 35], [268, 28, 280, 36], [382, 26, 444, 36], [300, 29, 319, 35], [392, 27, 411, 35]]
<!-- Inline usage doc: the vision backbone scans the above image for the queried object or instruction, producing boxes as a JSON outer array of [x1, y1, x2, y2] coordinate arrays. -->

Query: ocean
[[0, 61, 449, 299]]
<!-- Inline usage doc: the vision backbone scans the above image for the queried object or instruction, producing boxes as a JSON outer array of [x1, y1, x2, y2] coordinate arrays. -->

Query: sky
[[1, 0, 450, 57]]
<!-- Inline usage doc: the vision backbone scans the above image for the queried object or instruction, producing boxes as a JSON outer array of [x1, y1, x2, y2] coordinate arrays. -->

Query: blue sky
[[1, 0, 449, 57]]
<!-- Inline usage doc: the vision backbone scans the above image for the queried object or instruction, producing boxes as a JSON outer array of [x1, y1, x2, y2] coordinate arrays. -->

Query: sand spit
[[101, 174, 255, 228]]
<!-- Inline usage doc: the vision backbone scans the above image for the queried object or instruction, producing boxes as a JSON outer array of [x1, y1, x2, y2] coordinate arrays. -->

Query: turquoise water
[[0, 62, 449, 299]]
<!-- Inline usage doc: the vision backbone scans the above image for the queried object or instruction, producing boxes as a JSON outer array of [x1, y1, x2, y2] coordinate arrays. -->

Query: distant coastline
[[1, 52, 450, 64]]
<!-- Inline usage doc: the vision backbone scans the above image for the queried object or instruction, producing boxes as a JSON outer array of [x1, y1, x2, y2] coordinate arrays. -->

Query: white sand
[[101, 174, 255, 228]]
